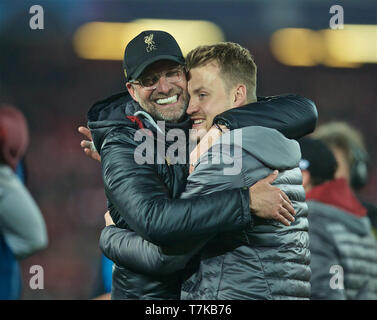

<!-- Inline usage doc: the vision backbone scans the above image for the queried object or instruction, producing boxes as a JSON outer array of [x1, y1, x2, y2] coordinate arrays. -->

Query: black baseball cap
[[123, 30, 185, 82], [298, 137, 338, 180]]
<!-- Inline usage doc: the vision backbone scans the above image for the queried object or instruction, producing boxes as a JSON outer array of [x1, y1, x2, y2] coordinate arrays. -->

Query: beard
[[136, 88, 189, 123]]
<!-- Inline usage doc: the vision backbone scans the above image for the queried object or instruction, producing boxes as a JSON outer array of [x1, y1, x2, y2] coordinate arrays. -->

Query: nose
[[187, 98, 199, 116], [155, 76, 173, 94]]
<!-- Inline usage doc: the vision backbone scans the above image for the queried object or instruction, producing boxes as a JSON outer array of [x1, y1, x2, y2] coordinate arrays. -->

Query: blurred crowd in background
[[0, 0, 376, 299]]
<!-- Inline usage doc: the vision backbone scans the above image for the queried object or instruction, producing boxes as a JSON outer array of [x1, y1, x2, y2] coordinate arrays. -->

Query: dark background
[[0, 0, 376, 299]]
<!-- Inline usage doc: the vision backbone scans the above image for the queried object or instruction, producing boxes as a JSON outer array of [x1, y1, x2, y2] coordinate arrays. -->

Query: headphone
[[350, 144, 369, 189]]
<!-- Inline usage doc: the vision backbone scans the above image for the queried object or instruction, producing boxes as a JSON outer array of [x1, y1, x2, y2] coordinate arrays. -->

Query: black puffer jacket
[[89, 91, 317, 299]]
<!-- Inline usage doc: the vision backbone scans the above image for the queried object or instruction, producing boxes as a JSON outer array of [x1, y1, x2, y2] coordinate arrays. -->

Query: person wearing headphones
[[313, 121, 376, 234], [299, 136, 377, 300]]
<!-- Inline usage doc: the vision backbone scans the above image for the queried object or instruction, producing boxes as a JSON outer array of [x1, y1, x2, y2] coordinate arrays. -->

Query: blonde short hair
[[186, 42, 257, 102]]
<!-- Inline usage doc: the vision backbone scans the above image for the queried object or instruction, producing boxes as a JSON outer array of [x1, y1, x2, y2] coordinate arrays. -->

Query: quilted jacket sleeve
[[99, 225, 209, 276], [101, 128, 251, 246], [213, 94, 318, 139]]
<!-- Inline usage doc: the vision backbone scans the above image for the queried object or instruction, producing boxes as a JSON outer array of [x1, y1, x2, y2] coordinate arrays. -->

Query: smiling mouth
[[191, 119, 207, 130], [154, 94, 179, 105]]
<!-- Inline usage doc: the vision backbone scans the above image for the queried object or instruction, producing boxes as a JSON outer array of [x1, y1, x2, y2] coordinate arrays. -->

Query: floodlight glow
[[73, 19, 225, 61]]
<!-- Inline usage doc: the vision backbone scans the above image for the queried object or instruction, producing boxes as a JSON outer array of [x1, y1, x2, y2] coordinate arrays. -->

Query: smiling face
[[126, 60, 189, 122], [187, 61, 234, 142]]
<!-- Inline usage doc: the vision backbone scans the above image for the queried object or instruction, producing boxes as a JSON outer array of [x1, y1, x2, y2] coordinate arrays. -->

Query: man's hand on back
[[249, 170, 296, 226], [78, 126, 101, 162]]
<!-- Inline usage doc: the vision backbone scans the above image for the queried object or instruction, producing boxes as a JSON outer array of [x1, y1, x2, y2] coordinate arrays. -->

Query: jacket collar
[[306, 178, 367, 217]]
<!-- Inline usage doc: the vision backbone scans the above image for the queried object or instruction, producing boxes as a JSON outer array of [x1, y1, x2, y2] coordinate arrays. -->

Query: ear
[[301, 170, 312, 191], [232, 84, 247, 108], [126, 83, 138, 102]]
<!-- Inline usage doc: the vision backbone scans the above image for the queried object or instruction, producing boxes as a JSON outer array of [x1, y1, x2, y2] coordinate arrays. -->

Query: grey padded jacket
[[180, 126, 311, 299], [308, 200, 377, 300]]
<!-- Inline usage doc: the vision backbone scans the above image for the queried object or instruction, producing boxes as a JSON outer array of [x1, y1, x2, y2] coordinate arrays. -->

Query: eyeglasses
[[130, 67, 185, 91]]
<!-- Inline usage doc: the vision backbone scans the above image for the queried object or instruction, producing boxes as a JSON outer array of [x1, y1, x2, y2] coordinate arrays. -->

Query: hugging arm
[[214, 94, 318, 139], [101, 128, 251, 246], [100, 226, 211, 276]]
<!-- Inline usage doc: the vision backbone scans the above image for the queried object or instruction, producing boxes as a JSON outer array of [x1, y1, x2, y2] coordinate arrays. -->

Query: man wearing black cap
[[79, 30, 317, 299], [123, 31, 189, 122], [299, 137, 377, 300]]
